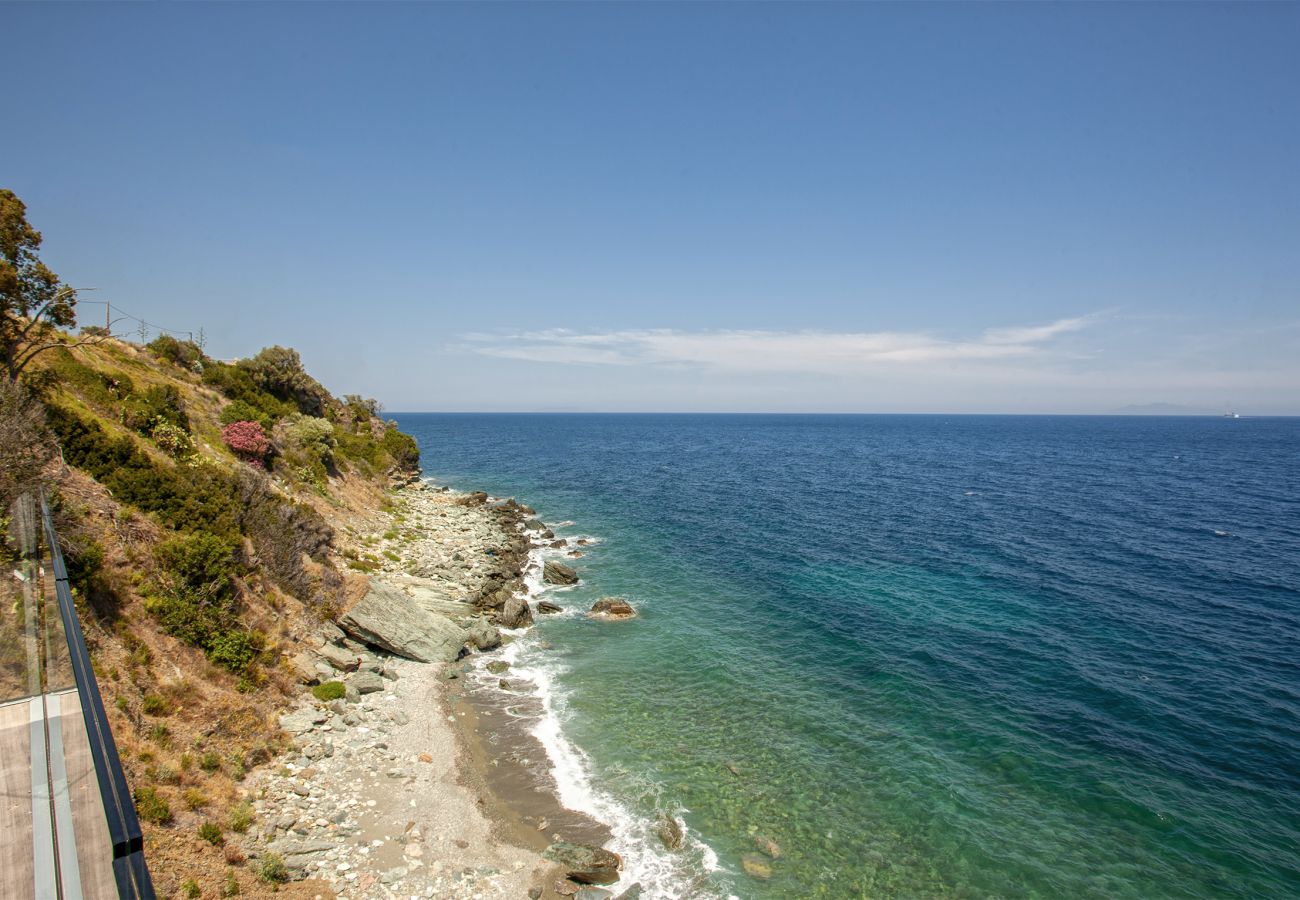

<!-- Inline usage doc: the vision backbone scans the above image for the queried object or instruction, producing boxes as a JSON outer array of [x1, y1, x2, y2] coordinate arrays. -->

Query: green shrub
[[147, 335, 206, 370], [203, 361, 294, 425], [221, 871, 240, 897], [227, 801, 254, 833], [380, 424, 419, 470], [183, 788, 208, 810], [219, 399, 273, 431], [63, 538, 105, 594], [240, 346, 329, 417], [311, 681, 345, 701], [149, 764, 180, 785], [149, 418, 196, 461], [133, 786, 172, 824], [199, 751, 221, 773], [156, 532, 238, 599], [258, 852, 288, 884], [181, 878, 200, 899], [141, 693, 171, 716], [198, 821, 224, 845], [207, 630, 261, 674], [122, 384, 189, 435], [46, 405, 239, 537]]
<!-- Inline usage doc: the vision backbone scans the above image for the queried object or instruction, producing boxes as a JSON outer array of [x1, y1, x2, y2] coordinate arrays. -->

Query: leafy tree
[[240, 346, 329, 416], [0, 189, 86, 380]]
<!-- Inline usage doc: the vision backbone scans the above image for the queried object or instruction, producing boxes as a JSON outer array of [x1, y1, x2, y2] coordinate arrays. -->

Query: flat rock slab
[[348, 671, 386, 694], [339, 581, 468, 662], [280, 710, 327, 735]]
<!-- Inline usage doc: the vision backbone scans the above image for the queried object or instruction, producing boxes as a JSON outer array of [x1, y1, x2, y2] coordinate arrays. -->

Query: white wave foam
[[475, 534, 724, 899]]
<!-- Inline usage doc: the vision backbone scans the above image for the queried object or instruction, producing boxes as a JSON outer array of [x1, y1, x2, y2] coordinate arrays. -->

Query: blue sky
[[6, 3, 1298, 413]]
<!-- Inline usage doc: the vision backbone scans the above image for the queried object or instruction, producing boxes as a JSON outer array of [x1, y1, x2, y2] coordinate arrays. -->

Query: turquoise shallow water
[[395, 413, 1300, 898]]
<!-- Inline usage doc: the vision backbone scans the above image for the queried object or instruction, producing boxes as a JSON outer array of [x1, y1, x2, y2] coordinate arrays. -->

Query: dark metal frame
[[40, 494, 156, 900]]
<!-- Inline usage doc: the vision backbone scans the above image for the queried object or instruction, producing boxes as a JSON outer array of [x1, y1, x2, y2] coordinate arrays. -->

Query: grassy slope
[[27, 336, 417, 899]]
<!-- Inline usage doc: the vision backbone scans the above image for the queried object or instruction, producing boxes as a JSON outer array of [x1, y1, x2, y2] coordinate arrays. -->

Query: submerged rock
[[544, 842, 623, 885], [589, 598, 636, 620], [537, 601, 563, 615], [741, 854, 773, 879], [543, 561, 580, 585], [339, 582, 468, 663], [753, 834, 783, 859]]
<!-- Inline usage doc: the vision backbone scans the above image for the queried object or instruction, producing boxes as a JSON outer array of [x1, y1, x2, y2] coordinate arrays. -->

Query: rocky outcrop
[[544, 561, 579, 585], [589, 598, 636, 620], [339, 582, 467, 663], [537, 601, 562, 615], [543, 842, 623, 886], [498, 594, 535, 628]]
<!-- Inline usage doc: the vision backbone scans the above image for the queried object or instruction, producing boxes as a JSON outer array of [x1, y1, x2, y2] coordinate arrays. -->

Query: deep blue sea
[[393, 413, 1300, 898]]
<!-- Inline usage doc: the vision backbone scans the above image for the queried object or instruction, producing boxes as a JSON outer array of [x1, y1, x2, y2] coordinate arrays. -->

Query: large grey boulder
[[348, 671, 386, 694], [339, 581, 468, 662], [544, 561, 580, 585], [498, 594, 535, 628], [465, 619, 502, 651]]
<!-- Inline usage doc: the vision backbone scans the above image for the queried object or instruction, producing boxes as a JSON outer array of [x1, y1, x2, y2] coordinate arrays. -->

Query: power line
[[75, 299, 193, 341]]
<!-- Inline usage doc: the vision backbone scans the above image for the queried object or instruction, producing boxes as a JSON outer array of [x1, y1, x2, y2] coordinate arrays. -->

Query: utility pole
[[105, 301, 111, 333]]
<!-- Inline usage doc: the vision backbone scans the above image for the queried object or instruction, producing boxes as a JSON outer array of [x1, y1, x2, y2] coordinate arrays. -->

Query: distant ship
[[1224, 404, 1240, 419]]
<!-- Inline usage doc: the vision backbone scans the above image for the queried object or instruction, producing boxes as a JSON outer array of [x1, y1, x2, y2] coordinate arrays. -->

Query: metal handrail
[[39, 493, 156, 900]]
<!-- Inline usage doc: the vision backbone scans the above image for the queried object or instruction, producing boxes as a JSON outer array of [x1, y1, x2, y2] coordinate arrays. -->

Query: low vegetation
[[0, 188, 423, 897]]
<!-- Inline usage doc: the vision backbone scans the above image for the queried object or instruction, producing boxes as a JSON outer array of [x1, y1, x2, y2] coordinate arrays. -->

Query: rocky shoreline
[[239, 481, 644, 899]]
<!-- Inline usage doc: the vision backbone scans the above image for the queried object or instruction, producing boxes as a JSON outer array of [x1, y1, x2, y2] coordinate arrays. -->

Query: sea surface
[[392, 413, 1300, 899]]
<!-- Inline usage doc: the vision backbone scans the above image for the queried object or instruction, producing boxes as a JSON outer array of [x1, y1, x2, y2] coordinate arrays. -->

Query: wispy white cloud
[[461, 315, 1101, 374]]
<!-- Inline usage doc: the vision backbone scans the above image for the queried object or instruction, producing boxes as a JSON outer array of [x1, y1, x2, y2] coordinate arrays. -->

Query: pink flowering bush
[[221, 420, 270, 468]]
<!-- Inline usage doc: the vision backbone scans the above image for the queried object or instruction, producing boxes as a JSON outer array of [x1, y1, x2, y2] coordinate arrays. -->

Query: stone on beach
[[465, 619, 503, 651], [589, 598, 636, 620], [339, 581, 468, 663], [543, 842, 623, 885], [348, 671, 386, 694], [498, 594, 535, 628], [318, 642, 362, 672], [544, 561, 580, 585]]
